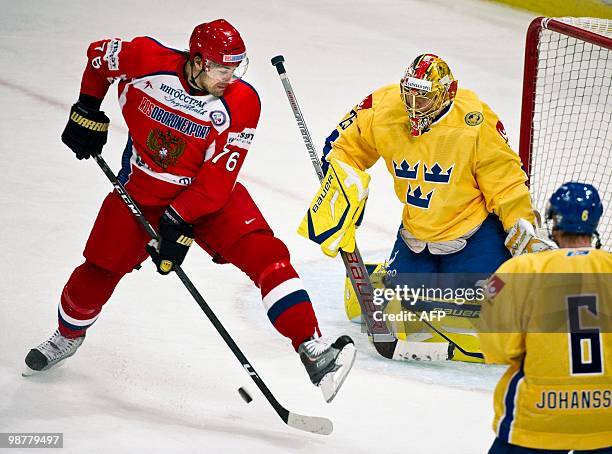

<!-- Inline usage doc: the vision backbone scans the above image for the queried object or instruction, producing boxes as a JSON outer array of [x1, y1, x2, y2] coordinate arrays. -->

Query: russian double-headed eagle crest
[[146, 128, 186, 169]]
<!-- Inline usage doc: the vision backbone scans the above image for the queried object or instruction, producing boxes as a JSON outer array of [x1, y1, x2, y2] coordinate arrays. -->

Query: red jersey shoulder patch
[[496, 120, 508, 143], [486, 275, 505, 299], [357, 94, 373, 110]]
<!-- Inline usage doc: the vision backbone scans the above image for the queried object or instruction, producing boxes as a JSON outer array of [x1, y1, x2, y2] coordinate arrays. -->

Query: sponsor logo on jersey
[[160, 84, 208, 111], [144, 81, 153, 90], [227, 128, 255, 149], [465, 111, 483, 126], [210, 110, 227, 126], [138, 97, 211, 139], [146, 128, 187, 169], [104, 39, 122, 71]]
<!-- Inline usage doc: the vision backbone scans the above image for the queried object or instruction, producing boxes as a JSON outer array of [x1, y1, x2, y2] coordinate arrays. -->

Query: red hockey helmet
[[189, 19, 247, 67]]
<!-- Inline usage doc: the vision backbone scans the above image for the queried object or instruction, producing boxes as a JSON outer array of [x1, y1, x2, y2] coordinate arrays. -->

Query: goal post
[[519, 17, 612, 248]]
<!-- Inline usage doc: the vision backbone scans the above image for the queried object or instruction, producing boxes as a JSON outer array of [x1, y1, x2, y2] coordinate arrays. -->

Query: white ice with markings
[[1, 1, 535, 452]]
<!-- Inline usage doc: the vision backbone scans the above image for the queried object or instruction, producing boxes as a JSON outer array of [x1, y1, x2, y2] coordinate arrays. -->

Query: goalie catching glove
[[146, 207, 194, 275], [504, 218, 556, 256], [298, 158, 370, 257]]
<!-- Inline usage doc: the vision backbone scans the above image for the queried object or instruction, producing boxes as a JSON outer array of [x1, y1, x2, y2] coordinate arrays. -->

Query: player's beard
[[208, 82, 229, 97]]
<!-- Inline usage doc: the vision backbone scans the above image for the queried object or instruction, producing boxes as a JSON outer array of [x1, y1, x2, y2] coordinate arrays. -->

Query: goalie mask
[[400, 54, 457, 136]]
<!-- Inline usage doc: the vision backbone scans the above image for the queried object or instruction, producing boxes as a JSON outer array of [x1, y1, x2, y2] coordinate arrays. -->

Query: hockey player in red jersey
[[23, 19, 355, 403]]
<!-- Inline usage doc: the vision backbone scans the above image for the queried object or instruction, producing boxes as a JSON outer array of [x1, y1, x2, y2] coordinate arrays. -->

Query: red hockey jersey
[[79, 36, 260, 222]]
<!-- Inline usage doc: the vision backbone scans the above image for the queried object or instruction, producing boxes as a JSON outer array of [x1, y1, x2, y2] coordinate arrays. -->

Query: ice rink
[[1, 1, 536, 452]]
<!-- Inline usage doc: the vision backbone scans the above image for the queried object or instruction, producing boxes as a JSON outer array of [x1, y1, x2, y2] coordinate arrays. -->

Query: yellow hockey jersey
[[324, 84, 534, 242], [478, 248, 612, 451]]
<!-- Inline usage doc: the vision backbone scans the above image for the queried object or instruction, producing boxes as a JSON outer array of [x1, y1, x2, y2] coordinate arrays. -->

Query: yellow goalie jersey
[[323, 84, 534, 241], [478, 248, 612, 451]]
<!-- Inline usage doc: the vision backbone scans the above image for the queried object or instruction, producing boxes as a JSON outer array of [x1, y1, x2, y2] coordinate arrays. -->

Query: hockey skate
[[22, 330, 85, 377], [299, 335, 356, 403]]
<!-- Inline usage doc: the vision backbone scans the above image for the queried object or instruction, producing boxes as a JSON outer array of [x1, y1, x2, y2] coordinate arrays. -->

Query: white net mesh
[[528, 17, 611, 248]]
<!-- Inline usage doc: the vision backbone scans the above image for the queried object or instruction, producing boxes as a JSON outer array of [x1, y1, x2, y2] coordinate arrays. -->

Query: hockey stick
[[271, 55, 398, 359], [271, 56, 483, 362], [400, 305, 484, 360], [92, 154, 333, 435]]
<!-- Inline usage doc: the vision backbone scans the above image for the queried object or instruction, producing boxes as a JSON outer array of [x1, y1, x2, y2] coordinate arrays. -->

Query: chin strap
[[594, 231, 602, 249], [188, 61, 206, 91]]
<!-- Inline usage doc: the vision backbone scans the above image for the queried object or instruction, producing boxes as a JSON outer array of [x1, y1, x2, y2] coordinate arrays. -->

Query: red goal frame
[[519, 16, 612, 180]]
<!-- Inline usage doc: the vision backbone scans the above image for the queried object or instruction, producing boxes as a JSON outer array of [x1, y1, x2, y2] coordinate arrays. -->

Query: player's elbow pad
[[297, 158, 370, 257]]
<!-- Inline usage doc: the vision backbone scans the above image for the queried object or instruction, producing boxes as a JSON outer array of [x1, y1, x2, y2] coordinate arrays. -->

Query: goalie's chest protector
[[371, 88, 489, 241]]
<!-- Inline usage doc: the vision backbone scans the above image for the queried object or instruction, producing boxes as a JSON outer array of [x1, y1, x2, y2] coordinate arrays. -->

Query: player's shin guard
[[58, 261, 124, 338], [225, 233, 319, 350]]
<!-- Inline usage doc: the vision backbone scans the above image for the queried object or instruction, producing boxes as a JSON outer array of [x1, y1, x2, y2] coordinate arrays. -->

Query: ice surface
[[0, 1, 534, 452]]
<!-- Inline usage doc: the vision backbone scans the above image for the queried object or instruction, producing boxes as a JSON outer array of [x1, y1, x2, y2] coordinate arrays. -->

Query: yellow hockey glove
[[298, 158, 370, 257], [504, 218, 557, 256]]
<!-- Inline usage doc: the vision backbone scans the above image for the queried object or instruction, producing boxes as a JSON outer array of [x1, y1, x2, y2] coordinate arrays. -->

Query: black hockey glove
[[146, 207, 194, 275], [61, 102, 110, 160]]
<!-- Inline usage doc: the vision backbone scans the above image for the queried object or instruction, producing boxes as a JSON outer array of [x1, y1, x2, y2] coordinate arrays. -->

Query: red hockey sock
[[58, 261, 124, 338], [225, 233, 320, 350], [259, 259, 320, 350]]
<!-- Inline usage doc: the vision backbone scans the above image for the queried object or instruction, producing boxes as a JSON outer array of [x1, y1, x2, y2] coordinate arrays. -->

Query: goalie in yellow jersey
[[298, 54, 554, 360], [478, 182, 611, 453]]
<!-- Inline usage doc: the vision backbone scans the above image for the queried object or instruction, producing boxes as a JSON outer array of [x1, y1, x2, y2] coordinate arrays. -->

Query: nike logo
[[245, 218, 256, 225]]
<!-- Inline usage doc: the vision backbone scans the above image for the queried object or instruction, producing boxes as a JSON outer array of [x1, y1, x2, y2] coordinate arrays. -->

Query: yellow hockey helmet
[[400, 54, 458, 136]]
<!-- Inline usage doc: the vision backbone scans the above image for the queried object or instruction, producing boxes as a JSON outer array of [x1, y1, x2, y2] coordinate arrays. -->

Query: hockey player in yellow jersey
[[298, 54, 553, 360], [479, 182, 611, 453]]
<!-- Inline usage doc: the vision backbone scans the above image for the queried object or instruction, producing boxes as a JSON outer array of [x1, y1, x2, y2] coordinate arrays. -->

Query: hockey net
[[519, 17, 612, 249]]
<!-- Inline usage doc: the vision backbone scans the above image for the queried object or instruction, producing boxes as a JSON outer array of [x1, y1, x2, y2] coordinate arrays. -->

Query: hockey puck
[[238, 387, 252, 404]]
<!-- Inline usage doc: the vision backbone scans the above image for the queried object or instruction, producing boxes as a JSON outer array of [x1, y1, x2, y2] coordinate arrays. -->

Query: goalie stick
[[271, 56, 483, 362], [271, 55, 397, 360], [93, 154, 333, 436]]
